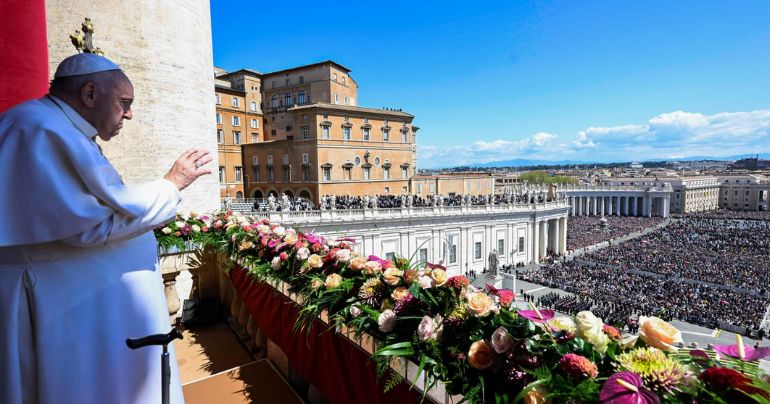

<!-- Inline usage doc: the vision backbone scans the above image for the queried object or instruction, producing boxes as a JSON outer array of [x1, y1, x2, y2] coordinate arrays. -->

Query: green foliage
[[519, 170, 578, 185]]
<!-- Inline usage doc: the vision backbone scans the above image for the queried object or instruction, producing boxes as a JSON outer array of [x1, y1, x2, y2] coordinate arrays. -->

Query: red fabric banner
[[229, 266, 422, 404], [0, 0, 49, 113]]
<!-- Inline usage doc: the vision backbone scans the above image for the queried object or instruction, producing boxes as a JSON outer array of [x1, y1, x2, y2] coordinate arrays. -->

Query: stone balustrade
[[250, 200, 571, 225]]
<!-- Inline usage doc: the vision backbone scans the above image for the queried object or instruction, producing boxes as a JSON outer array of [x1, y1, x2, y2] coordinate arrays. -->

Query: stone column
[[608, 197, 614, 216], [646, 197, 653, 217], [599, 196, 604, 216], [46, 0, 219, 212], [532, 221, 539, 264], [552, 218, 560, 255], [624, 197, 630, 216], [560, 216, 568, 253]]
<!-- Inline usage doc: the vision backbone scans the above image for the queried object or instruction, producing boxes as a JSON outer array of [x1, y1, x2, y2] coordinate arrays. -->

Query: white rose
[[174, 221, 185, 228], [378, 309, 397, 332], [350, 305, 363, 318], [417, 315, 444, 342], [307, 254, 323, 268], [335, 249, 351, 263], [490, 326, 514, 353], [575, 311, 610, 353], [273, 226, 286, 237], [191, 224, 201, 233], [296, 247, 310, 260], [257, 224, 270, 234], [418, 275, 433, 289], [271, 256, 281, 270], [161, 227, 172, 234]]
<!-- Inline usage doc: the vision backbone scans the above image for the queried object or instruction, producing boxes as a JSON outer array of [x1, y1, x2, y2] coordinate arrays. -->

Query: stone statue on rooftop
[[267, 194, 276, 211]]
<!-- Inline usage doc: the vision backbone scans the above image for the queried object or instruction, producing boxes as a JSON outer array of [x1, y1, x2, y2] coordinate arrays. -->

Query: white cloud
[[417, 109, 770, 168]]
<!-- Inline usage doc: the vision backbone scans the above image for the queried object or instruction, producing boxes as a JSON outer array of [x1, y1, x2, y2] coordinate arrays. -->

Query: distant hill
[[432, 153, 770, 169]]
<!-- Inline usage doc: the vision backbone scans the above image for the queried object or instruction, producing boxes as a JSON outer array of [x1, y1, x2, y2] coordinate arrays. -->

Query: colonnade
[[567, 194, 670, 218], [531, 216, 567, 262]]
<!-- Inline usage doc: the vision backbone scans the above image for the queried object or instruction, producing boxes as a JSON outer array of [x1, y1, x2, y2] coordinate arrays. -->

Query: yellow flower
[[391, 286, 410, 301], [307, 254, 323, 269], [349, 256, 367, 271], [429, 268, 448, 287], [523, 384, 550, 404], [382, 268, 403, 286], [638, 316, 682, 352], [467, 340, 494, 370], [238, 241, 254, 251], [575, 311, 610, 353], [324, 273, 343, 289], [310, 279, 324, 290], [466, 292, 493, 317]]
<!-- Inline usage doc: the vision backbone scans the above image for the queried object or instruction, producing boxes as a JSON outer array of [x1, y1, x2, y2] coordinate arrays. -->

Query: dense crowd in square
[[673, 209, 770, 221], [583, 218, 770, 291], [566, 216, 667, 251], [520, 261, 769, 335]]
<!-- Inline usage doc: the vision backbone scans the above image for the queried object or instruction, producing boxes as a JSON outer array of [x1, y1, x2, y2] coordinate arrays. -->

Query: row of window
[[216, 94, 259, 112], [271, 75, 307, 89], [216, 115, 260, 128], [270, 91, 309, 108], [318, 126, 409, 142], [321, 166, 409, 181], [217, 130, 259, 145]]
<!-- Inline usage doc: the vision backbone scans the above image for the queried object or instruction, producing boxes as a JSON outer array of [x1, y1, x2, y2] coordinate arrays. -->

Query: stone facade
[[412, 174, 496, 197], [46, 0, 219, 212], [718, 175, 770, 211], [253, 200, 570, 273], [215, 70, 263, 201]]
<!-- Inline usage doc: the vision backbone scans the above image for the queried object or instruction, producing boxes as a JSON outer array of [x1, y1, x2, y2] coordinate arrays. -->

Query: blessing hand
[[164, 148, 212, 191]]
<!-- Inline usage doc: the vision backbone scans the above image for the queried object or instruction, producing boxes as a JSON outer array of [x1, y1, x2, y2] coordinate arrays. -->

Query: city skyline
[[211, 1, 770, 168]]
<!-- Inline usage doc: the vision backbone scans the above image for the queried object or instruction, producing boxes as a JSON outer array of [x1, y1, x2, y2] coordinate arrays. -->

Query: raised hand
[[164, 148, 212, 191]]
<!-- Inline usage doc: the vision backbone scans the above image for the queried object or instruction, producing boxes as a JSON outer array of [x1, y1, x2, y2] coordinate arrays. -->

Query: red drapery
[[229, 265, 422, 404], [0, 0, 48, 113]]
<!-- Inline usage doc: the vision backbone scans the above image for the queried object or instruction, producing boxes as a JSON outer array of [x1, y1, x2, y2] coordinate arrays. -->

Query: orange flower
[[468, 340, 494, 370], [638, 316, 682, 352]]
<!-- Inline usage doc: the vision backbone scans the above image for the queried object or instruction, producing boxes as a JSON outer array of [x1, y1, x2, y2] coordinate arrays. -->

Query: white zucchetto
[[54, 53, 121, 78]]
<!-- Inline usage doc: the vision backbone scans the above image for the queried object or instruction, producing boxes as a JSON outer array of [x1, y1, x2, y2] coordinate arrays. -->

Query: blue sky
[[212, 1, 770, 168]]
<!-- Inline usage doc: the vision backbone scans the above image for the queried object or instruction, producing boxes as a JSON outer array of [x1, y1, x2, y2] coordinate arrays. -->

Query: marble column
[[599, 196, 605, 216], [532, 221, 539, 263], [552, 218, 560, 255], [624, 197, 629, 216]]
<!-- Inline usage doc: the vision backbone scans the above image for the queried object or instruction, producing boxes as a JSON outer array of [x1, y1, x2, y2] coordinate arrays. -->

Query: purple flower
[[518, 307, 555, 323], [600, 372, 659, 404], [304, 232, 324, 245], [336, 237, 356, 243], [713, 344, 770, 361], [368, 255, 389, 266]]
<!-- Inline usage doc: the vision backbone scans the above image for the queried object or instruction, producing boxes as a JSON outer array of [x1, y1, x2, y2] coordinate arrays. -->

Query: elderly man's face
[[93, 74, 134, 141]]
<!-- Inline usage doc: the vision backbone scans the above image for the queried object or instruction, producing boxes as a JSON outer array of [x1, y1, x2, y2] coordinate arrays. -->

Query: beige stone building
[[601, 176, 720, 213], [215, 69, 263, 201], [412, 173, 495, 197], [718, 175, 770, 211], [231, 61, 417, 203]]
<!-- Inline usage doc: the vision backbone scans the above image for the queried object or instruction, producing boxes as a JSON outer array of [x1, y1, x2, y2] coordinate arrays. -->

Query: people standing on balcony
[[0, 53, 209, 404]]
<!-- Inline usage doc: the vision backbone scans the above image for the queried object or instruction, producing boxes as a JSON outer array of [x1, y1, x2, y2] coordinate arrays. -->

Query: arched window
[[285, 92, 293, 106], [298, 90, 305, 104], [271, 95, 277, 108]]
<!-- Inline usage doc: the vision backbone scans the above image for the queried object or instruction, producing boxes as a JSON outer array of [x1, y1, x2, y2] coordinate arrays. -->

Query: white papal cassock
[[0, 96, 184, 404]]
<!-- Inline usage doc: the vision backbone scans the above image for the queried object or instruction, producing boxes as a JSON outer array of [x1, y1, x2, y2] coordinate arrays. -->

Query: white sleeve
[[62, 179, 181, 247]]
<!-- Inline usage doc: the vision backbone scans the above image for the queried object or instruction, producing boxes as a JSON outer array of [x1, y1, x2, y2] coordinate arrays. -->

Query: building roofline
[[218, 68, 262, 79], [261, 60, 352, 77], [288, 102, 414, 119], [215, 85, 245, 95]]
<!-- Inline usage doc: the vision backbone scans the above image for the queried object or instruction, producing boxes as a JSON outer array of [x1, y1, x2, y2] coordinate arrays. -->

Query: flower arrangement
[[155, 212, 770, 403]]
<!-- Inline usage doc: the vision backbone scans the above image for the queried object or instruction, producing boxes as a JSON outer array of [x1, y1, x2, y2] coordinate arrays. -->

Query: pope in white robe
[[0, 54, 210, 404]]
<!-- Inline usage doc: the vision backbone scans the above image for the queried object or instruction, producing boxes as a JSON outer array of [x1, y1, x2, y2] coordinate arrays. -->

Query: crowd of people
[[520, 261, 769, 334], [583, 218, 770, 292], [315, 192, 559, 210], [566, 216, 667, 251], [673, 209, 770, 221]]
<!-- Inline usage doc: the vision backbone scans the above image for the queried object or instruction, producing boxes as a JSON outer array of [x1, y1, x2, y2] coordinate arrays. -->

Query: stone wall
[[46, 0, 219, 212]]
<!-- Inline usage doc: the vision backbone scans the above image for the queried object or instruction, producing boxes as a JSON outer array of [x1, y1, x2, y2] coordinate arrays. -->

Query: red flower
[[700, 367, 767, 402], [446, 276, 470, 289], [560, 353, 598, 381], [496, 289, 516, 308], [603, 324, 622, 340], [311, 243, 323, 253], [279, 252, 288, 261]]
